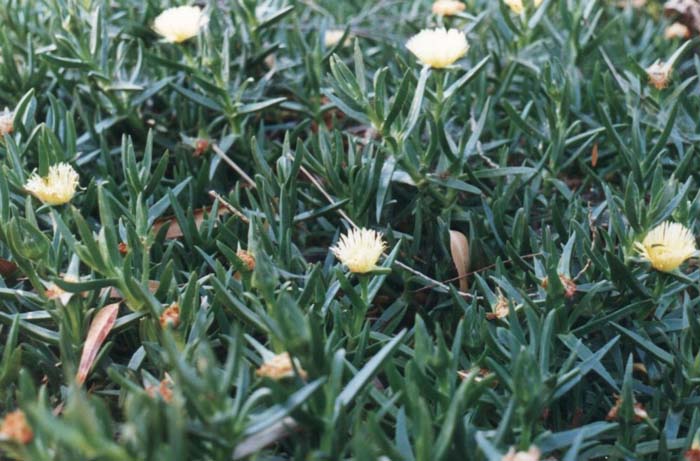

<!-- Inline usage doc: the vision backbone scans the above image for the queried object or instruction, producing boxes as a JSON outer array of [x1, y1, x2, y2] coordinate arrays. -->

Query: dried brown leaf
[[591, 143, 598, 167], [76, 303, 120, 385], [105, 280, 160, 299], [0, 259, 18, 278], [449, 230, 470, 292], [153, 207, 230, 240]]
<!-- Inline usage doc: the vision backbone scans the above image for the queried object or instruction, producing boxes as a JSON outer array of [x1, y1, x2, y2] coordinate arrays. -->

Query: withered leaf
[[105, 280, 160, 299], [153, 207, 230, 240], [0, 259, 18, 278], [449, 230, 470, 292], [76, 303, 120, 385]]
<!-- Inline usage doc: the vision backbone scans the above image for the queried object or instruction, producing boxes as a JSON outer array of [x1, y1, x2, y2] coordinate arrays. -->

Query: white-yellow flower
[[665, 22, 690, 40], [634, 221, 697, 272], [153, 6, 208, 43], [406, 28, 469, 69], [502, 446, 540, 461], [646, 60, 673, 89], [0, 108, 14, 136], [331, 227, 387, 273], [504, 0, 543, 14], [616, 0, 646, 8], [432, 0, 466, 16], [24, 163, 79, 206], [324, 29, 351, 48]]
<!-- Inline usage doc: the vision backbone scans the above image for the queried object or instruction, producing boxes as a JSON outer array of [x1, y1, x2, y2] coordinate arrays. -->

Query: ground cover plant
[[2, 0, 700, 459]]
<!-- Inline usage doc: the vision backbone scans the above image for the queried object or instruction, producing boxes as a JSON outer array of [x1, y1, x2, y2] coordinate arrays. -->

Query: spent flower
[[256, 352, 307, 380], [44, 280, 74, 306], [486, 289, 511, 320], [0, 410, 33, 445], [160, 303, 181, 329], [646, 60, 673, 89], [686, 429, 700, 461], [236, 249, 256, 271], [0, 108, 14, 136], [606, 394, 649, 422], [146, 376, 174, 403]]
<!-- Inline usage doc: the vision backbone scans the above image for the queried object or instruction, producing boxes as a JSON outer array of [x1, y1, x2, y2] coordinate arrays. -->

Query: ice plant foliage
[[331, 227, 387, 273], [6, 0, 700, 458], [24, 162, 79, 205], [153, 6, 207, 43], [406, 28, 469, 68], [634, 221, 697, 272], [432, 0, 466, 16]]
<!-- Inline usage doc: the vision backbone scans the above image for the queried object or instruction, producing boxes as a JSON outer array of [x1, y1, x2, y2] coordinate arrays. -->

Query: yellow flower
[[324, 29, 351, 48], [0, 108, 14, 136], [501, 446, 540, 461], [406, 28, 469, 69], [24, 163, 79, 206], [504, 0, 543, 14], [646, 60, 673, 89], [665, 22, 690, 40], [153, 6, 207, 43], [616, 0, 646, 8], [634, 221, 697, 272], [432, 0, 466, 16], [256, 352, 307, 380], [331, 227, 387, 273]]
